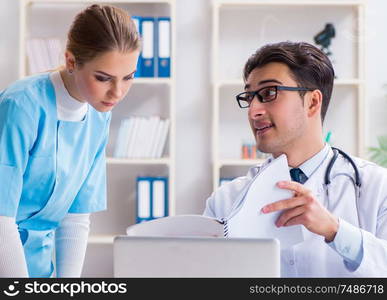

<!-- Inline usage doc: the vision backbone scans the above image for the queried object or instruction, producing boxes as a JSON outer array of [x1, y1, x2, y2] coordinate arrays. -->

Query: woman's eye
[[124, 75, 134, 81], [95, 75, 110, 82]]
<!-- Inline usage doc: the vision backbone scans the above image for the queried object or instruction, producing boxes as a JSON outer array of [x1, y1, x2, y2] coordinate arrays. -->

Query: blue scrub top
[[0, 73, 111, 277]]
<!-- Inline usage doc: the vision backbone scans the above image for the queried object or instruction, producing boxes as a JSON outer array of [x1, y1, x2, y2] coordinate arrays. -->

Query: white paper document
[[225, 154, 304, 249], [126, 214, 224, 237]]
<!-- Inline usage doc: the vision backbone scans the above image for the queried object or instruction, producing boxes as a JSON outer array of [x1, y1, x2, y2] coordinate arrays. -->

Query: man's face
[[246, 62, 309, 156]]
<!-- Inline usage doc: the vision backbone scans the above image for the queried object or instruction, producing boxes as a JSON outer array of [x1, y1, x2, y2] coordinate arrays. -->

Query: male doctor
[[203, 41, 387, 277]]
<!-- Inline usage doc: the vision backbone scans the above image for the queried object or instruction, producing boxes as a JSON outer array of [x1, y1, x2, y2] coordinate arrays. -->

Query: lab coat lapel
[[304, 147, 335, 203]]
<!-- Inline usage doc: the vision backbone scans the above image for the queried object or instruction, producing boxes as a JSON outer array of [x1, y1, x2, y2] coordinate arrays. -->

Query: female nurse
[[0, 4, 140, 277]]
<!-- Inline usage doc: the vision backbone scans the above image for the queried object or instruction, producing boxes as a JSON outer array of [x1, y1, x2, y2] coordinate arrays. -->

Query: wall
[[0, 0, 20, 88], [175, 0, 213, 214], [1, 0, 387, 217]]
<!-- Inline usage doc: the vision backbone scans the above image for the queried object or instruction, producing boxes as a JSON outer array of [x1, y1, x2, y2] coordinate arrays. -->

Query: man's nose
[[248, 96, 266, 118]]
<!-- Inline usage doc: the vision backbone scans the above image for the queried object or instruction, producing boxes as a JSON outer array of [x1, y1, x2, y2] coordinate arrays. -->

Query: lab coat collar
[[304, 146, 335, 197]]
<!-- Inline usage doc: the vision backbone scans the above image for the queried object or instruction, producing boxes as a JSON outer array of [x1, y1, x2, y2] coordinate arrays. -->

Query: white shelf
[[107, 157, 170, 165], [334, 79, 364, 86], [215, 0, 364, 7], [133, 77, 172, 85], [24, 0, 175, 4], [88, 235, 115, 244], [217, 159, 266, 167]]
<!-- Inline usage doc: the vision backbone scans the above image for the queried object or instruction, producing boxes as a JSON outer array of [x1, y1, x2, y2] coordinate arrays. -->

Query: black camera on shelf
[[314, 23, 335, 56]]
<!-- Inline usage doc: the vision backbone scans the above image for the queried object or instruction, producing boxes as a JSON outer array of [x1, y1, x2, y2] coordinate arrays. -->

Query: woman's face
[[71, 49, 139, 112]]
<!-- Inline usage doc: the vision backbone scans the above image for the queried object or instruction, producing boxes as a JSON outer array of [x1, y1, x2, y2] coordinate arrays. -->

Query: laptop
[[113, 236, 280, 277]]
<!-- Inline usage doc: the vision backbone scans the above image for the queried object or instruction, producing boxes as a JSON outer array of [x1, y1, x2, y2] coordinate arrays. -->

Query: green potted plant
[[369, 136, 387, 168]]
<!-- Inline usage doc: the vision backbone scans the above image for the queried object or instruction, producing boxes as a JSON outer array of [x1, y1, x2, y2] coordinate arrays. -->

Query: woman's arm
[[55, 213, 90, 278], [0, 216, 29, 277]]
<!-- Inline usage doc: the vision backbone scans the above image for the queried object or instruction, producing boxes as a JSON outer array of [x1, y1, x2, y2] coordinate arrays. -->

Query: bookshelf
[[19, 0, 176, 277], [211, 0, 366, 190]]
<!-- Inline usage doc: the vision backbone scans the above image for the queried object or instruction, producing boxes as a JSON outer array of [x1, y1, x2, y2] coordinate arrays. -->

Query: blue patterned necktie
[[290, 168, 308, 184]]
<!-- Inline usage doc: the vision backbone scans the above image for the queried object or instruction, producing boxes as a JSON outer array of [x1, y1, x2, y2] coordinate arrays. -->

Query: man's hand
[[261, 181, 339, 242]]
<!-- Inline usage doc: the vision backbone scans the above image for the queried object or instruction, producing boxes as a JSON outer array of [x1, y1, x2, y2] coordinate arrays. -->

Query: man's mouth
[[255, 123, 274, 136]]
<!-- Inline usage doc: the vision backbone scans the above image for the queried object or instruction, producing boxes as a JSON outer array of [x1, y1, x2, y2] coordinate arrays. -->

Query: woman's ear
[[307, 89, 323, 118], [65, 51, 76, 73]]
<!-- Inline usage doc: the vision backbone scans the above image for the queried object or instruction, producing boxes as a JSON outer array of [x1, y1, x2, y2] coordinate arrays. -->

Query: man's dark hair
[[243, 41, 335, 123]]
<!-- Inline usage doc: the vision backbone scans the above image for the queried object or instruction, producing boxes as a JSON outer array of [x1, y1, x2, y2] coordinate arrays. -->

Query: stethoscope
[[323, 147, 362, 227]]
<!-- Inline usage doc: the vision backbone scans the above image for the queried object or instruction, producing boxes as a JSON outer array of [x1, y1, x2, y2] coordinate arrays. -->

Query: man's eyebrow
[[95, 70, 136, 78], [244, 79, 283, 90]]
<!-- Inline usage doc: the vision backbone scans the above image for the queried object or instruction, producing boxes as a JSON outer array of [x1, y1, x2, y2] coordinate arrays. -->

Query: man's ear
[[307, 89, 323, 118], [64, 51, 76, 72]]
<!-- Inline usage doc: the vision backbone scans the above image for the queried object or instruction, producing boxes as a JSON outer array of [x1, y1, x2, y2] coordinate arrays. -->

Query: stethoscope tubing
[[325, 147, 361, 188], [324, 147, 362, 227]]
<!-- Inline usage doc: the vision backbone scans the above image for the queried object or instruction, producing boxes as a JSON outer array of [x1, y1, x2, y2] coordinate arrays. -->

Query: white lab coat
[[204, 148, 387, 277]]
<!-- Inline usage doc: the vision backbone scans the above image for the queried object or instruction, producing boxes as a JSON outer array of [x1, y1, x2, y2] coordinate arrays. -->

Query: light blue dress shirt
[[296, 144, 363, 267]]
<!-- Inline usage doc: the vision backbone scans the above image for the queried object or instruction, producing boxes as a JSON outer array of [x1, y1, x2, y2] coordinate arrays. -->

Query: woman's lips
[[102, 101, 115, 107]]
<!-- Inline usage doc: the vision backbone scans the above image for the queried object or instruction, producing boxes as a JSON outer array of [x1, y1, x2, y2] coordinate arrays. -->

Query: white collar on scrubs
[[50, 71, 88, 122], [294, 143, 330, 178]]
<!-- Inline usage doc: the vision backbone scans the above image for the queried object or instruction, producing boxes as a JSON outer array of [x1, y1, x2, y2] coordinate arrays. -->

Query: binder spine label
[[142, 21, 154, 59]]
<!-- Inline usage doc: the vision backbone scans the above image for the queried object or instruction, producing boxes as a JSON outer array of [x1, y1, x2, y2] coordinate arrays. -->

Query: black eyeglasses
[[235, 85, 314, 108]]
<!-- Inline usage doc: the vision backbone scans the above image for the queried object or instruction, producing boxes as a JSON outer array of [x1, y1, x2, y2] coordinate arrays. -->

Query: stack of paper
[[114, 116, 170, 158], [225, 154, 304, 249], [26, 38, 63, 74], [126, 214, 224, 237]]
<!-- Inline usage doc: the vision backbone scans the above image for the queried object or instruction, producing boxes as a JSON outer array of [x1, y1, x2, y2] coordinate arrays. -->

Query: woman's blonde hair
[[66, 4, 141, 67]]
